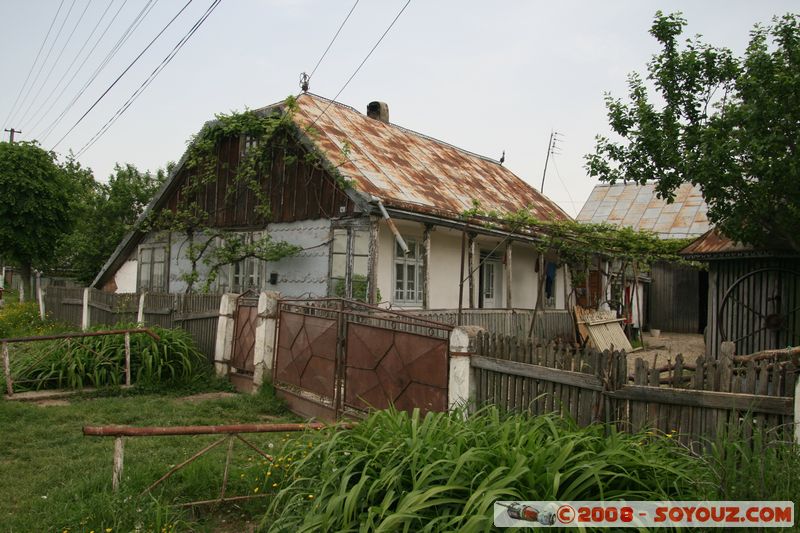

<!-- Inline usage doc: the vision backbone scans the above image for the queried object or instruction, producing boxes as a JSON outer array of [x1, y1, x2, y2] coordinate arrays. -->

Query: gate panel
[[274, 311, 338, 399], [230, 299, 258, 374], [344, 323, 448, 414]]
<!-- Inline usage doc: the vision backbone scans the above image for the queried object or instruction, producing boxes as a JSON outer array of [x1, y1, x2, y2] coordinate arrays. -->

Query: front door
[[479, 256, 502, 308]]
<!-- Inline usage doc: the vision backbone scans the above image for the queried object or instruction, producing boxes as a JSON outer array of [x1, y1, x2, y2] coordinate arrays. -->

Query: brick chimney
[[366, 101, 389, 123]]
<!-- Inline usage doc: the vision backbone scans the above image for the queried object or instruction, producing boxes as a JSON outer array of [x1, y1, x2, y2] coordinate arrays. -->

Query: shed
[[680, 229, 800, 358]]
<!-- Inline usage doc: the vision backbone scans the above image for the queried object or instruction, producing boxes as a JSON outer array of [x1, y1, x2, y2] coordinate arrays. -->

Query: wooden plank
[[470, 356, 604, 391], [606, 385, 792, 416]]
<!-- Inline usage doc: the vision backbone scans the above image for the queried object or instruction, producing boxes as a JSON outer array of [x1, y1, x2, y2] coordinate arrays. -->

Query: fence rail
[[412, 308, 574, 340], [472, 331, 796, 446]]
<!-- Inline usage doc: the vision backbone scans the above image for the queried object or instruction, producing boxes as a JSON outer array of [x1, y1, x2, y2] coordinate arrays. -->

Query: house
[[680, 229, 799, 358], [92, 93, 572, 312], [577, 182, 710, 333]]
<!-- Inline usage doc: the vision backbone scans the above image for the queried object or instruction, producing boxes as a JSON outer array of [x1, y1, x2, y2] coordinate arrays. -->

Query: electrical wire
[[38, 0, 156, 143], [308, 0, 359, 80], [8, 0, 78, 127], [16, 0, 95, 127], [51, 0, 195, 150], [309, 0, 412, 128], [74, 0, 222, 157], [550, 158, 577, 215], [26, 0, 119, 136], [3, 0, 66, 127]]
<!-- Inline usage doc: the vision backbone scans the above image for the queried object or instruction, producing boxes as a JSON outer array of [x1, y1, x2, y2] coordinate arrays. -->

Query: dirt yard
[[629, 331, 706, 374]]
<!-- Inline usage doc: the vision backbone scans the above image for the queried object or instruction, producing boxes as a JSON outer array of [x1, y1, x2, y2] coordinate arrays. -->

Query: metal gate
[[273, 299, 452, 420], [229, 292, 259, 390]]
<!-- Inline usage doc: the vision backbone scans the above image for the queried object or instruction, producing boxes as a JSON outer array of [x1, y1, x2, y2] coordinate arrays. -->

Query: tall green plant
[[263, 407, 709, 532]]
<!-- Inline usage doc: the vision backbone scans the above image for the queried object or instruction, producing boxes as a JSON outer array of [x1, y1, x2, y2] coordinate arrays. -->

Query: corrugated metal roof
[[576, 182, 709, 239], [291, 93, 570, 222], [679, 228, 757, 258]]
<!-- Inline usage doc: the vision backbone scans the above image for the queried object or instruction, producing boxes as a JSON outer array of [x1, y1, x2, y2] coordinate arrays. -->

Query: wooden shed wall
[[707, 257, 800, 358], [649, 261, 702, 334], [165, 135, 357, 227]]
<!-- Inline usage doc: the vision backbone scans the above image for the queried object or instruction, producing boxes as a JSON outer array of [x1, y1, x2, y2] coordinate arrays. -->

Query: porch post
[[505, 242, 513, 309], [468, 234, 476, 309], [422, 224, 432, 309], [448, 325, 483, 412], [368, 218, 379, 304], [253, 291, 280, 391], [213, 293, 238, 377]]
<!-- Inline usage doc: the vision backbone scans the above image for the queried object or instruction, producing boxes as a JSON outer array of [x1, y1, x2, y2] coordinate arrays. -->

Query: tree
[[586, 12, 800, 251], [0, 141, 76, 299], [60, 163, 164, 284]]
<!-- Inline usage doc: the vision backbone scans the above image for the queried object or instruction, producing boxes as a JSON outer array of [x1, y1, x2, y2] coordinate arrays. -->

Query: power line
[[26, 0, 121, 137], [38, 0, 156, 143], [8, 0, 78, 127], [74, 0, 223, 157], [16, 0, 95, 127], [51, 0, 195, 150], [310, 0, 412, 128], [3, 0, 66, 127], [308, 0, 360, 80]]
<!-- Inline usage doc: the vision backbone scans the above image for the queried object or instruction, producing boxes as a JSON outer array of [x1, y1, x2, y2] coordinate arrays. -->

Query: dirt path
[[629, 331, 706, 375]]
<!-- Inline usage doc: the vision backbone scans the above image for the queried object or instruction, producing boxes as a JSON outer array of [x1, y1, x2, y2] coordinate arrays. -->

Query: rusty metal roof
[[576, 182, 709, 239], [291, 93, 570, 222], [678, 228, 753, 257]]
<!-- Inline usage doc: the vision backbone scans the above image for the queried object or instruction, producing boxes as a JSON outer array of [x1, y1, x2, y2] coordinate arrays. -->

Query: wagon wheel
[[718, 267, 800, 351]]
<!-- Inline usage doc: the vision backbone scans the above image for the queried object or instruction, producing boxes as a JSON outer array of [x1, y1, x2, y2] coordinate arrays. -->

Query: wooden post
[[124, 332, 132, 386], [505, 242, 513, 309], [81, 288, 90, 331], [422, 224, 432, 309], [3, 341, 12, 397], [367, 219, 379, 304], [112, 436, 125, 492], [467, 234, 476, 309]]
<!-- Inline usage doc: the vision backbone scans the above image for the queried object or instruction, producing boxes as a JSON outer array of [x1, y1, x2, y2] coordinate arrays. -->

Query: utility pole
[[540, 130, 562, 193], [4, 128, 21, 143]]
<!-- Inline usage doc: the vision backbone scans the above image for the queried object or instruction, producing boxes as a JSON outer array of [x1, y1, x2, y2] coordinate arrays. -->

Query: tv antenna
[[540, 130, 563, 193]]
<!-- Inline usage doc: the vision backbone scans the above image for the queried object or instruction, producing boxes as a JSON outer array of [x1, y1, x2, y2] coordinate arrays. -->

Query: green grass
[[0, 385, 299, 532]]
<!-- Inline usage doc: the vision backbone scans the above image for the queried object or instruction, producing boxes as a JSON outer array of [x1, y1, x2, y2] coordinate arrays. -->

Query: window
[[138, 245, 168, 292], [394, 238, 423, 305], [329, 227, 371, 301], [240, 134, 260, 156], [228, 233, 264, 293], [231, 256, 262, 292]]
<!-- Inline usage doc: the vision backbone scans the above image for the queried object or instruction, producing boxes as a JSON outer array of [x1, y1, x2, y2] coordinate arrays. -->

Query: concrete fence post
[[36, 272, 45, 320], [448, 325, 484, 412], [795, 378, 800, 445], [252, 291, 280, 392], [213, 294, 238, 377], [81, 287, 90, 331], [137, 292, 147, 325]]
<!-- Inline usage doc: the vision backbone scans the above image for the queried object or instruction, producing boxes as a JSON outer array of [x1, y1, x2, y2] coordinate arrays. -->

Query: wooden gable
[[164, 134, 357, 228]]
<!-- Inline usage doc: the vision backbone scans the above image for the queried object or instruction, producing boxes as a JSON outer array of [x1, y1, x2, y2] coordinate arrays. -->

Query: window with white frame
[[393, 238, 423, 305], [138, 245, 168, 292], [228, 232, 264, 293], [329, 227, 371, 301]]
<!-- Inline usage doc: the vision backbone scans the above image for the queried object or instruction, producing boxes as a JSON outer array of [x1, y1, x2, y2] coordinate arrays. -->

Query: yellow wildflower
[[254, 487, 259, 493]]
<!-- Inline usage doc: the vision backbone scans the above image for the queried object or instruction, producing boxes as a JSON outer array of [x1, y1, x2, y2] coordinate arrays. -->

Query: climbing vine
[[461, 200, 698, 321], [143, 96, 352, 292]]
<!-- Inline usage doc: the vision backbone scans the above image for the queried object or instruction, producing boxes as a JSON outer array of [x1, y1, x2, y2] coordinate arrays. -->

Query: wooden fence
[[471, 331, 796, 445], [42, 288, 221, 362], [413, 308, 574, 340]]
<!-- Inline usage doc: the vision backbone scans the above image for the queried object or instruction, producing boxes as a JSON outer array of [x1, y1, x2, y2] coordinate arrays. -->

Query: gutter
[[371, 196, 409, 254]]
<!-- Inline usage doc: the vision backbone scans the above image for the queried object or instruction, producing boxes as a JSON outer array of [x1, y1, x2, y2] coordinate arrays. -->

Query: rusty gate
[[229, 292, 259, 391], [272, 298, 452, 420]]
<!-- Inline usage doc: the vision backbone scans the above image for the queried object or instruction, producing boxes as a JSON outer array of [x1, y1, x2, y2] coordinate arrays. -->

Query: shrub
[[262, 407, 709, 532]]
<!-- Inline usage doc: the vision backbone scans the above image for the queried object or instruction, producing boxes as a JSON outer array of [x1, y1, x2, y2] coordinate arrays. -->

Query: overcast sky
[[1, 0, 795, 217]]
